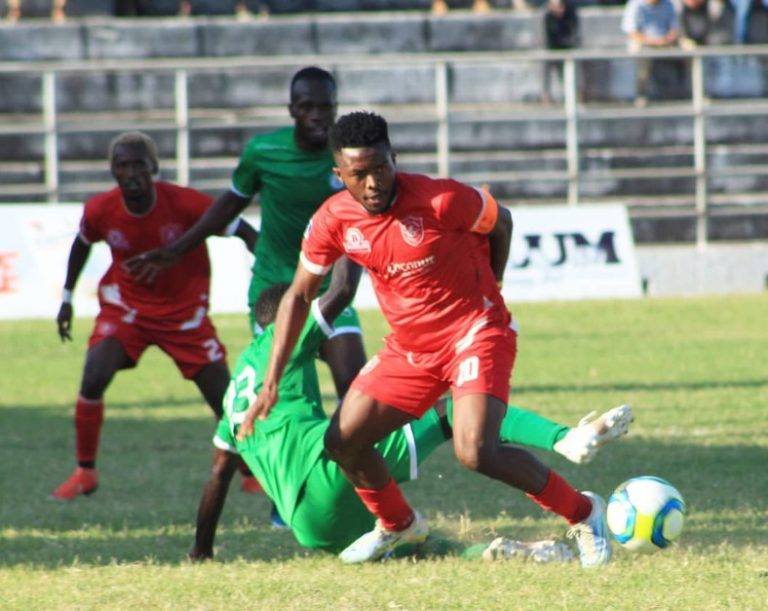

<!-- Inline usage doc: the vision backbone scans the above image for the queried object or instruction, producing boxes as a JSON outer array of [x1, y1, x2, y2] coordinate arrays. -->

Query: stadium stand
[[0, 6, 767, 244]]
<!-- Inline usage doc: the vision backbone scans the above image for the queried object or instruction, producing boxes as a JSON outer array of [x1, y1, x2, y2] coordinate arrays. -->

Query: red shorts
[[351, 320, 518, 418], [88, 305, 227, 379]]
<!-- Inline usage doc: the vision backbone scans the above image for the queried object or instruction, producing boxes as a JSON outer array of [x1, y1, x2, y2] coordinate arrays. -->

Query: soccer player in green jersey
[[127, 66, 366, 402], [188, 258, 633, 560]]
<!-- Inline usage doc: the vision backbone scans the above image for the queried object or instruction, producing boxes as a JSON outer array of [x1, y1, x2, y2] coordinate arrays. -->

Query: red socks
[[74, 396, 104, 466], [355, 478, 414, 531], [527, 469, 592, 525]]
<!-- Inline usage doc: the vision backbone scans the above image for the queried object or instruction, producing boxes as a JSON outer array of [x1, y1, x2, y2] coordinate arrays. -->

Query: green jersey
[[215, 303, 332, 524], [213, 300, 448, 551], [230, 126, 344, 288]]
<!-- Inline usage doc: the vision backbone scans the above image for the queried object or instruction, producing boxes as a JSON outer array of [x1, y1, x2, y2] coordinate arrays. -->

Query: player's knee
[[323, 425, 362, 467], [454, 440, 498, 474], [80, 370, 111, 397]]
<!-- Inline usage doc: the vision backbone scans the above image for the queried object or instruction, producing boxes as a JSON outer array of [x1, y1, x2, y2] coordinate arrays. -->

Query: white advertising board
[[501, 204, 642, 302], [353, 204, 642, 307], [0, 205, 254, 320], [0, 203, 640, 321]]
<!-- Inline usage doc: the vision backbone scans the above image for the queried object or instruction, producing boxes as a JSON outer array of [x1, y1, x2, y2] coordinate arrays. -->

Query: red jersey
[[301, 172, 509, 352], [79, 182, 213, 322]]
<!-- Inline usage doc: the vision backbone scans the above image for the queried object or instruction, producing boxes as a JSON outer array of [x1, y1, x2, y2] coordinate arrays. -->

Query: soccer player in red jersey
[[51, 131, 260, 501], [238, 112, 613, 567]]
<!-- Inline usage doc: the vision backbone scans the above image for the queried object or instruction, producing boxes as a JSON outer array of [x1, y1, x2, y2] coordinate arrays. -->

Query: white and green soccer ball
[[606, 476, 686, 552]]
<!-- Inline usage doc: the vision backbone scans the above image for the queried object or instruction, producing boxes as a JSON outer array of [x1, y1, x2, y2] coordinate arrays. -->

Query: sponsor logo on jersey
[[344, 228, 371, 253], [399, 216, 424, 247], [160, 223, 184, 245], [106, 229, 130, 250], [385, 255, 436, 278]]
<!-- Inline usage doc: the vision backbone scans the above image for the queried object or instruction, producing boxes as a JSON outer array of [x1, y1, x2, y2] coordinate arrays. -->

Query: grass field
[[1, 294, 767, 610]]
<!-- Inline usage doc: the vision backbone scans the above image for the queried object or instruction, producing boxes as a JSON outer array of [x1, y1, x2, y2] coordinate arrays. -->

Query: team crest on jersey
[[106, 229, 130, 250], [96, 321, 117, 336], [344, 228, 371, 253], [399, 216, 424, 247], [160, 223, 184, 244]]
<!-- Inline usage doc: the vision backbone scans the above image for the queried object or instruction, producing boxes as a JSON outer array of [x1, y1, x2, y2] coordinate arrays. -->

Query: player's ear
[[333, 166, 344, 185]]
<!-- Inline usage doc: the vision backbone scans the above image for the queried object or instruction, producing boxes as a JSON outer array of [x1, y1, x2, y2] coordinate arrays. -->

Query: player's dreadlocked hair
[[254, 283, 291, 329], [290, 66, 336, 101], [329, 111, 390, 152], [108, 131, 159, 174]]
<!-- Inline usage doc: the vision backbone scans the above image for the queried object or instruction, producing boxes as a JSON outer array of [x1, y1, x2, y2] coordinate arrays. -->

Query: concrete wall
[[0, 8, 768, 113], [636, 243, 768, 296]]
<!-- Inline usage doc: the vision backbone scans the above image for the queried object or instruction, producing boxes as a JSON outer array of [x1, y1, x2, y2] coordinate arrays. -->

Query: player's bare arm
[[234, 217, 259, 253], [487, 205, 513, 283], [57, 235, 92, 342], [317, 256, 362, 323], [188, 447, 239, 561], [237, 265, 326, 439], [125, 190, 253, 279]]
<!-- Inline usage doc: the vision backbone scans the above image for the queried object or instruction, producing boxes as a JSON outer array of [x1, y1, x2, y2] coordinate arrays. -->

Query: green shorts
[[248, 272, 362, 338], [289, 409, 447, 553]]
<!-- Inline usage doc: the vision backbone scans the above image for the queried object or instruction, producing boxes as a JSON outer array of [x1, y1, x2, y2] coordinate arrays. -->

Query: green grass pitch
[[1, 294, 766, 609]]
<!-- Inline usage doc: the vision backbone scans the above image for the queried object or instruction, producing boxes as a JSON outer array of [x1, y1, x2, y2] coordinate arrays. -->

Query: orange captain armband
[[470, 188, 499, 234]]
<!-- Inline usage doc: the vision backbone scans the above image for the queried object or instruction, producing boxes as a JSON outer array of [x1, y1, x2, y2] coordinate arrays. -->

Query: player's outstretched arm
[[487, 204, 512, 284], [188, 447, 239, 562], [57, 235, 91, 342], [125, 189, 251, 281], [238, 265, 325, 438]]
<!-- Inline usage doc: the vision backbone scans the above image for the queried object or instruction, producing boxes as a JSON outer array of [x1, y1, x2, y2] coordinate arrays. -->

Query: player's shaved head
[[290, 66, 335, 102], [255, 283, 291, 328], [329, 111, 390, 152], [108, 131, 159, 174]]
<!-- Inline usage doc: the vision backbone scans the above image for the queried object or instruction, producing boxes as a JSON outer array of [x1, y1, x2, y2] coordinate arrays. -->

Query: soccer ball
[[606, 476, 686, 552]]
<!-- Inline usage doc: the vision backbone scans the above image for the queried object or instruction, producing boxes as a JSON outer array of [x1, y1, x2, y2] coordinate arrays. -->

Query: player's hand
[[56, 302, 73, 342], [237, 384, 279, 441], [123, 248, 179, 284]]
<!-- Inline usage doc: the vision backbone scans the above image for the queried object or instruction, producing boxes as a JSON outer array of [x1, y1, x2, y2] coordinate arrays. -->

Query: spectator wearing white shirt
[[622, 0, 681, 106]]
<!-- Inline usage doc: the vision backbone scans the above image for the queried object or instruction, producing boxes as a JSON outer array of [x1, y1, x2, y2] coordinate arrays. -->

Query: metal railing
[[1, 46, 768, 246]]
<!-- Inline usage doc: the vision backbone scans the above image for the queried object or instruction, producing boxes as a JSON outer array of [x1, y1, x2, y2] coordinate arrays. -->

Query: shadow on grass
[[11, 396, 214, 412], [1, 401, 766, 568]]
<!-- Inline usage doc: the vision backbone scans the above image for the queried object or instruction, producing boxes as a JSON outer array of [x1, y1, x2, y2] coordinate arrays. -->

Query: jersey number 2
[[203, 338, 224, 362]]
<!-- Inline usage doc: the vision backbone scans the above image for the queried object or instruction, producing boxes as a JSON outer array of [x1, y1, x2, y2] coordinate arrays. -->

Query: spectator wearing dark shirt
[[541, 0, 580, 104], [680, 0, 712, 46]]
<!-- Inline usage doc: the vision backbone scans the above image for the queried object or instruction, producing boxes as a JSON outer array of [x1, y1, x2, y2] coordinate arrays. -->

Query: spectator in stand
[[541, 0, 580, 104], [431, 1, 495, 15], [729, 0, 763, 44], [622, 0, 681, 107], [679, 0, 733, 46], [680, 0, 712, 47], [4, 0, 66, 21]]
